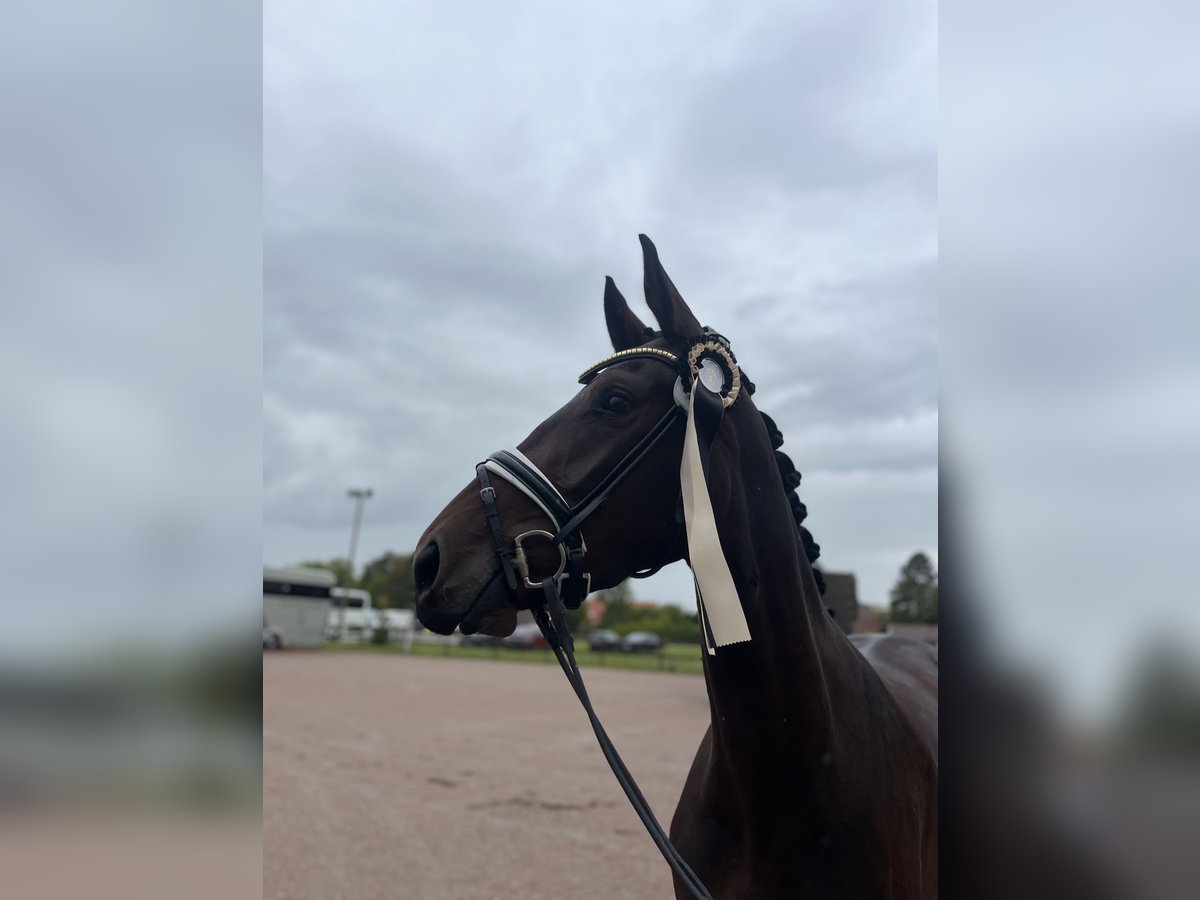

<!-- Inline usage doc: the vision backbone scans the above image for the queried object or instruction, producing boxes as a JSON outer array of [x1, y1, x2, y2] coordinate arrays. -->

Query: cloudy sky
[[263, 0, 938, 611]]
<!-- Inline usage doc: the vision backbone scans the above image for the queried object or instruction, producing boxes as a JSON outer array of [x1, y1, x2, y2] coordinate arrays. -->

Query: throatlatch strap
[[533, 581, 713, 900]]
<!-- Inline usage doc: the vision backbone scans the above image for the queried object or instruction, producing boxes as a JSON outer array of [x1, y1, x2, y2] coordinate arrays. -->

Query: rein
[[532, 579, 712, 900], [472, 336, 743, 900]]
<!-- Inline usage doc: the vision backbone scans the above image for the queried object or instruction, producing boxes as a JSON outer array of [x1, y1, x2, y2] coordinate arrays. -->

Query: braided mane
[[737, 374, 827, 597], [757, 406, 827, 596]]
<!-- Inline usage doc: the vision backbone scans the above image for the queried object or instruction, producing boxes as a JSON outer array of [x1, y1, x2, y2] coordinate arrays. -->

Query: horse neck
[[697, 421, 863, 771]]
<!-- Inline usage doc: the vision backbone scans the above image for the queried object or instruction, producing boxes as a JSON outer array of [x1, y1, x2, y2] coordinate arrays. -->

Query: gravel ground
[[264, 652, 711, 900]]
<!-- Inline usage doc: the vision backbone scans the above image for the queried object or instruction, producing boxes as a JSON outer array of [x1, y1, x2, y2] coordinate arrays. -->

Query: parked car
[[501, 623, 549, 649], [621, 631, 663, 653], [588, 629, 622, 652]]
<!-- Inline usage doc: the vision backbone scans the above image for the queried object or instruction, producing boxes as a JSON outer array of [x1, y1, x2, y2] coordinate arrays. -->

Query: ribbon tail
[[680, 387, 751, 648]]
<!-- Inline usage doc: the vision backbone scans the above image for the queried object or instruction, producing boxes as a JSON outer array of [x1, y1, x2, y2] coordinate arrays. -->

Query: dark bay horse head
[[413, 235, 820, 638], [411, 237, 937, 900]]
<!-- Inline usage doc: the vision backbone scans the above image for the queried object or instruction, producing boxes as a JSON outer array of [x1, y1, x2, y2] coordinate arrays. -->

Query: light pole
[[338, 487, 373, 640]]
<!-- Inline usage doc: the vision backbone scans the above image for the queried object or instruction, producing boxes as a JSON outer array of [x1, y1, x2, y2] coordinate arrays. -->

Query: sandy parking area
[[264, 652, 711, 900]]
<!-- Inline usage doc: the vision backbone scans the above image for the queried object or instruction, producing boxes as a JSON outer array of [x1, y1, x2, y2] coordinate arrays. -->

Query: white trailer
[[326, 587, 375, 642], [379, 608, 416, 644], [263, 565, 335, 649]]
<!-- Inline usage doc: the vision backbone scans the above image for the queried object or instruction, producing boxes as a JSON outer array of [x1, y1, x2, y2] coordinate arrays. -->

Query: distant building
[[853, 605, 884, 634], [818, 570, 860, 635], [585, 597, 605, 627]]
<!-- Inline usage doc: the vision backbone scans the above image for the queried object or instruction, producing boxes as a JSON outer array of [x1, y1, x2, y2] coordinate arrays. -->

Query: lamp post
[[338, 488, 373, 640]]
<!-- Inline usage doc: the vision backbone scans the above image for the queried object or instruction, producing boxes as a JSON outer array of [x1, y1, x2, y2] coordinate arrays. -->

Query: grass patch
[[322, 639, 705, 675]]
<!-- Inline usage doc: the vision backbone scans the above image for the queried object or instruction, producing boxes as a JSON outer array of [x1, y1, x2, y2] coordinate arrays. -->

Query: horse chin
[[458, 576, 518, 637], [473, 604, 518, 638]]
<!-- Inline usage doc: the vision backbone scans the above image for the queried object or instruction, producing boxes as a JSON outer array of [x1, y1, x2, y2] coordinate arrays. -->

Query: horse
[[413, 235, 938, 899]]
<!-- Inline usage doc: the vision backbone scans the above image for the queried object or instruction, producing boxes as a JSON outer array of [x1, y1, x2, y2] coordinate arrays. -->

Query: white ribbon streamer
[[680, 387, 752, 651]]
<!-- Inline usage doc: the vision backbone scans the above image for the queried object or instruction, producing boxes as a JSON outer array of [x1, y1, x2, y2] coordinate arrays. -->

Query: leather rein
[[473, 340, 739, 900]]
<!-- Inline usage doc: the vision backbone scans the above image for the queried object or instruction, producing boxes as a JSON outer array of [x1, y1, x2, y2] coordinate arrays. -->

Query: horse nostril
[[414, 540, 441, 592]]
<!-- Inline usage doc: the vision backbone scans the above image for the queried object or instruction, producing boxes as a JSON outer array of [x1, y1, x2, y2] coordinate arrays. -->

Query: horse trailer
[[263, 565, 335, 649]]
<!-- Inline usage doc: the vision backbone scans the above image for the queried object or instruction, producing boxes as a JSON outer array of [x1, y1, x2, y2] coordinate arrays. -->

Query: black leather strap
[[561, 542, 587, 609], [476, 463, 518, 591], [551, 403, 685, 543], [533, 580, 713, 900], [691, 383, 725, 475]]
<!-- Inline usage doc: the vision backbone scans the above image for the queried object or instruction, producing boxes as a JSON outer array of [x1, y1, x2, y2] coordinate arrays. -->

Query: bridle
[[475, 346, 687, 610], [472, 331, 743, 900]]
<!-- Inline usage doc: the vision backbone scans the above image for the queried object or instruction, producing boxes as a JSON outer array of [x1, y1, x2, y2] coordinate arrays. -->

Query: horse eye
[[601, 392, 632, 414]]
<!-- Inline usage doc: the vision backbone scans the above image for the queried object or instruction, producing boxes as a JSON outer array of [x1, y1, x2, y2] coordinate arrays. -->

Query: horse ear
[[604, 276, 649, 351], [640, 234, 702, 343]]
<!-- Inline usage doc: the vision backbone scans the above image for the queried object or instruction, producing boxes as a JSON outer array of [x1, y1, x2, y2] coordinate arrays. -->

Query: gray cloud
[[264, 0, 937, 607]]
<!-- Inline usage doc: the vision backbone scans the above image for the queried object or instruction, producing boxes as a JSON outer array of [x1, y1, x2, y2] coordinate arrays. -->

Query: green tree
[[298, 558, 354, 587], [592, 580, 700, 643], [595, 580, 634, 631], [634, 605, 700, 643], [359, 551, 416, 610], [1117, 638, 1200, 758], [562, 601, 589, 634], [889, 552, 938, 624], [598, 580, 633, 604]]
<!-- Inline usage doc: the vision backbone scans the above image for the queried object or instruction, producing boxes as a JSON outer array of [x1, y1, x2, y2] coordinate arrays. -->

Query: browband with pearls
[[578, 347, 679, 384]]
